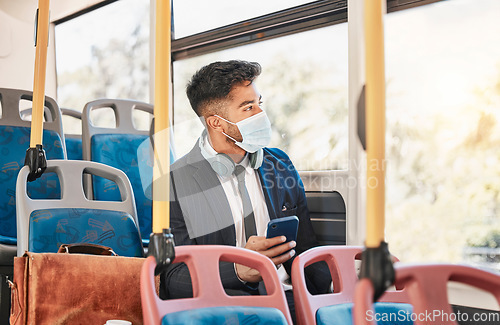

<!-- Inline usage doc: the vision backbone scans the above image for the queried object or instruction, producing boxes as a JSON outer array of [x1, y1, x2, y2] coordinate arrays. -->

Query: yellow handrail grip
[[30, 0, 50, 148], [364, 0, 386, 248], [152, 0, 171, 233]]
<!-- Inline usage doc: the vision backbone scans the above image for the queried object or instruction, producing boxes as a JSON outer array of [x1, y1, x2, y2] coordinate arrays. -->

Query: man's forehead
[[228, 82, 260, 101]]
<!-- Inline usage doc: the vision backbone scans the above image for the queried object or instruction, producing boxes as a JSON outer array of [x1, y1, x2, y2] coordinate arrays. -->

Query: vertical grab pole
[[359, 0, 394, 301], [25, 0, 50, 181], [153, 0, 171, 232], [150, 0, 175, 273], [364, 0, 385, 249]]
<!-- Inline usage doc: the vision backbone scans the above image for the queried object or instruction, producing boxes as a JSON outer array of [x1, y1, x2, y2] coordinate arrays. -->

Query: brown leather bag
[[10, 246, 146, 325]]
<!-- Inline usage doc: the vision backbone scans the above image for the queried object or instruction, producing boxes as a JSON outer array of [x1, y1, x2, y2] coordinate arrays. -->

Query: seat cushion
[[65, 136, 83, 160], [0, 126, 64, 243], [316, 302, 414, 325], [29, 208, 143, 257], [161, 306, 287, 325], [91, 134, 151, 241]]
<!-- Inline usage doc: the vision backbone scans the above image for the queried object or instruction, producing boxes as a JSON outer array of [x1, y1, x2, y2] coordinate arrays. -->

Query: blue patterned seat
[[0, 88, 66, 265], [161, 306, 287, 325], [16, 160, 143, 257], [83, 99, 175, 245], [316, 302, 414, 325], [65, 136, 83, 160], [0, 127, 64, 242], [29, 208, 143, 257], [91, 133, 150, 203]]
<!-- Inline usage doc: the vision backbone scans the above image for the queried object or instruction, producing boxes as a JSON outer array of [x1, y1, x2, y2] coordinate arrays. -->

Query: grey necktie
[[234, 165, 257, 241]]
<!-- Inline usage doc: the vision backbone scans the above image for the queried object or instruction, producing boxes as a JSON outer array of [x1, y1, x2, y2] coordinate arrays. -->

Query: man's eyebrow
[[239, 95, 262, 108]]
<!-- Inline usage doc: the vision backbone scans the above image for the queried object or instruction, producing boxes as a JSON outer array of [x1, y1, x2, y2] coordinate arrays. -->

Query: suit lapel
[[187, 141, 236, 245], [258, 154, 280, 221]]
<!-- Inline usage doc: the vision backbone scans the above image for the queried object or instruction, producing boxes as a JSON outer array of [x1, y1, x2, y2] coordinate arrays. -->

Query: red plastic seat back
[[141, 245, 292, 324], [354, 263, 500, 325], [291, 246, 361, 325], [291, 246, 408, 325]]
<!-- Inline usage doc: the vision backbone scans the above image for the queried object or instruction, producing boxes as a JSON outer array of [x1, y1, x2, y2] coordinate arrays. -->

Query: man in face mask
[[162, 60, 331, 322]]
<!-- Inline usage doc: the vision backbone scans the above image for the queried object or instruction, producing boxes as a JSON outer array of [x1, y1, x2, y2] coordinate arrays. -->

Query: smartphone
[[266, 215, 299, 243]]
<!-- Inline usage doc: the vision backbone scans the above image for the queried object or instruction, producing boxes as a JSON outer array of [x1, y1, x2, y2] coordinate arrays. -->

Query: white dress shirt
[[203, 133, 269, 244], [202, 134, 292, 290]]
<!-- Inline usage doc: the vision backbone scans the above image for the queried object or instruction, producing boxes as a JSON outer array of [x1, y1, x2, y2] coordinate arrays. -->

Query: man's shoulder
[[263, 147, 292, 165], [170, 140, 202, 172], [171, 153, 188, 168], [170, 152, 187, 169]]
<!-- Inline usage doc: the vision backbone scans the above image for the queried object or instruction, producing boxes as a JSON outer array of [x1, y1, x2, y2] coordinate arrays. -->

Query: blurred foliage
[[386, 66, 500, 265], [57, 4, 150, 132], [58, 24, 149, 111], [259, 56, 348, 170], [467, 229, 500, 248]]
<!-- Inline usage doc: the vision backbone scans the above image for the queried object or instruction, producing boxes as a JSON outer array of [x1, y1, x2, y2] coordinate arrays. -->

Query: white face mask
[[215, 111, 272, 153]]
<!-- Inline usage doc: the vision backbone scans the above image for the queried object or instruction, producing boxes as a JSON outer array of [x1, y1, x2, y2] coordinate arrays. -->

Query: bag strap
[[57, 243, 117, 256]]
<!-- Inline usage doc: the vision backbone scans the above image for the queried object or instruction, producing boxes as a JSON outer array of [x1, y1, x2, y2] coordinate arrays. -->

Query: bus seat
[[65, 136, 83, 160], [354, 263, 500, 325], [16, 159, 143, 257], [18, 107, 82, 160], [317, 302, 413, 325], [61, 108, 83, 160], [141, 245, 293, 325], [0, 88, 66, 265], [291, 246, 410, 325], [306, 191, 346, 245], [82, 99, 155, 244]]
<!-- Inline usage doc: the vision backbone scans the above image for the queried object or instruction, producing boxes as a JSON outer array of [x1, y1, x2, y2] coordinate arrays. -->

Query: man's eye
[[244, 106, 253, 111]]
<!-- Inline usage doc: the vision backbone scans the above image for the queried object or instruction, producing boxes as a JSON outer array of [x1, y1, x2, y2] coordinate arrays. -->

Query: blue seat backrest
[[65, 137, 83, 160], [161, 306, 287, 325], [0, 126, 64, 243], [316, 302, 414, 325], [28, 208, 143, 257], [91, 133, 151, 241]]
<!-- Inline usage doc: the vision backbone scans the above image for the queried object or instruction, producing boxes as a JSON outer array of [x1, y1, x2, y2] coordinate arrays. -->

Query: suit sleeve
[[160, 172, 250, 299], [159, 174, 195, 299]]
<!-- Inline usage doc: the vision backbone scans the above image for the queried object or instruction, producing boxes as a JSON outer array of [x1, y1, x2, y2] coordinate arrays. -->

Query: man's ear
[[206, 115, 223, 132]]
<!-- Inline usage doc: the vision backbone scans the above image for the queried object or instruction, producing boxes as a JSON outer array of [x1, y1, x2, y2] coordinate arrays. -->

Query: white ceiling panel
[[0, 0, 110, 23]]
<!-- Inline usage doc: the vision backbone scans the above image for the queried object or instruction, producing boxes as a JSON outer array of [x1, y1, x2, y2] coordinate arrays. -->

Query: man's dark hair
[[186, 60, 262, 117]]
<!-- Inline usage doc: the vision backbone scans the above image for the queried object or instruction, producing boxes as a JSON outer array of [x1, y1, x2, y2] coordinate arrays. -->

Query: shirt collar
[[202, 130, 218, 157], [201, 130, 252, 174]]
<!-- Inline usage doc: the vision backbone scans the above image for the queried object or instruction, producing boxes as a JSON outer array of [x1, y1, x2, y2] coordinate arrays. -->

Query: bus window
[[54, 0, 149, 119], [385, 0, 500, 271], [173, 0, 316, 39], [173, 24, 348, 171]]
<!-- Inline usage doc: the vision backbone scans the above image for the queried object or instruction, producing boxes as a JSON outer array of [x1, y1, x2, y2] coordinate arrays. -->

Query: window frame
[[171, 0, 443, 61]]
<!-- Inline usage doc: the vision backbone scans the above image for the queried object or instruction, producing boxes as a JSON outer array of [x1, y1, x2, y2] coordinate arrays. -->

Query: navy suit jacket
[[161, 140, 331, 298]]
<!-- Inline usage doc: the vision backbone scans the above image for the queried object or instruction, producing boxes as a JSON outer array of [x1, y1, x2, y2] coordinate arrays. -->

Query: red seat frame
[[291, 245, 408, 325], [141, 245, 293, 324], [354, 263, 500, 325]]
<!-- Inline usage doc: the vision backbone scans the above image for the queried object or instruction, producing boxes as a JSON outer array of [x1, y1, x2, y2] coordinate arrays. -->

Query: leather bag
[[10, 245, 145, 325]]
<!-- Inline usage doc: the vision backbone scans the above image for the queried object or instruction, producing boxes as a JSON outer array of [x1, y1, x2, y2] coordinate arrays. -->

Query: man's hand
[[235, 236, 296, 283]]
